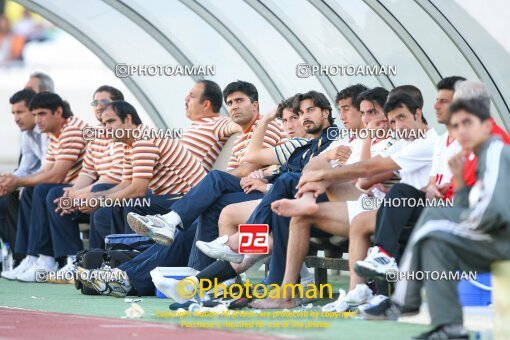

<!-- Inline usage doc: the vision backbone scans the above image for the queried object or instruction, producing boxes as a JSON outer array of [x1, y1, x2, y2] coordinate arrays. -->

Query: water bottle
[[1, 242, 13, 272]]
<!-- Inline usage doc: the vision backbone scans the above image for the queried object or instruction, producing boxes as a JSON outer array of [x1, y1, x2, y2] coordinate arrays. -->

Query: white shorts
[[346, 193, 375, 225]]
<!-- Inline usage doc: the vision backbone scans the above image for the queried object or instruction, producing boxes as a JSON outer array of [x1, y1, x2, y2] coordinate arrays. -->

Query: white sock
[[38, 255, 56, 267], [26, 255, 38, 263], [300, 264, 313, 281], [64, 255, 76, 267], [161, 211, 183, 228], [150, 270, 196, 302]]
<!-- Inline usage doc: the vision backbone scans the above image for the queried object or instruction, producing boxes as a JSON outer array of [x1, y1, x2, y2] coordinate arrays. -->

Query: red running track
[[0, 308, 282, 340]]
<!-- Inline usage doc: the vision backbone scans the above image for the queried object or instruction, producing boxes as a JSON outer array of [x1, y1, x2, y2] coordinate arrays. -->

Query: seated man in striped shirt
[[181, 80, 241, 172], [126, 81, 286, 269], [75, 101, 208, 250], [23, 86, 125, 283], [147, 91, 347, 302], [0, 92, 89, 282], [78, 93, 313, 297]]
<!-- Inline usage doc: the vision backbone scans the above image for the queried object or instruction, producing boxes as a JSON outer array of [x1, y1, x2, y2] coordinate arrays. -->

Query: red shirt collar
[[243, 114, 261, 134]]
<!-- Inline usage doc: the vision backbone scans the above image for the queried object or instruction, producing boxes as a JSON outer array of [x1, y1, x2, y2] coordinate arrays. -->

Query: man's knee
[[290, 215, 313, 228], [46, 186, 65, 206], [91, 183, 114, 193], [387, 183, 418, 198], [420, 237, 449, 259], [33, 183, 55, 197], [219, 204, 237, 224]]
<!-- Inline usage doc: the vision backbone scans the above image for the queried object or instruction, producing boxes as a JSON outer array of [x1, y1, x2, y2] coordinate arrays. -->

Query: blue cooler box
[[457, 273, 492, 306], [153, 267, 199, 298]]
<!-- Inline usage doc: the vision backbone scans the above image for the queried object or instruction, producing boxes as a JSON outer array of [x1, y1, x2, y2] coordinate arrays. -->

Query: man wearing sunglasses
[[1, 86, 124, 282]]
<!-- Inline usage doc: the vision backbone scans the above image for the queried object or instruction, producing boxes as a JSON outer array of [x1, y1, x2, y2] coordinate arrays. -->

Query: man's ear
[[323, 109, 329, 120], [415, 108, 423, 122], [125, 113, 133, 125], [54, 106, 63, 118], [202, 99, 212, 112], [482, 118, 493, 134]]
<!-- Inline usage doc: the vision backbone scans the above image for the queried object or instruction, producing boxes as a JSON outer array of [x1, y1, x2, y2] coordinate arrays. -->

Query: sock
[[67, 255, 76, 264], [300, 264, 313, 282], [162, 211, 183, 229], [196, 260, 238, 283], [38, 255, 56, 267], [26, 255, 38, 263]]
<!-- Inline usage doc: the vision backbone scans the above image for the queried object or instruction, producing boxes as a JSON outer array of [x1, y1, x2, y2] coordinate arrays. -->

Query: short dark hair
[[10, 89, 36, 106], [356, 87, 389, 111], [197, 80, 223, 113], [223, 80, 258, 103], [293, 90, 334, 125], [436, 76, 466, 91], [449, 98, 490, 123], [30, 72, 54, 92], [29, 92, 73, 118], [384, 93, 423, 123], [94, 85, 124, 101], [106, 101, 142, 125], [275, 96, 296, 120], [388, 85, 427, 124], [335, 84, 368, 106], [389, 85, 424, 109]]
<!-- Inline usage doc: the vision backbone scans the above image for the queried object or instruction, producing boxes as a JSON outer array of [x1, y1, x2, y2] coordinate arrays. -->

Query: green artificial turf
[[0, 274, 432, 339]]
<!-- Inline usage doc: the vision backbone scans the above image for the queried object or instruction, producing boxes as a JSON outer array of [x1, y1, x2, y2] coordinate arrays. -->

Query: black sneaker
[[361, 297, 419, 320], [412, 324, 469, 339]]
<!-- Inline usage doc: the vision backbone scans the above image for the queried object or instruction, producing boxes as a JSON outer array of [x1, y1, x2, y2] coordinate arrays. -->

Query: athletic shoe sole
[[1, 274, 19, 281], [127, 213, 174, 246], [354, 262, 389, 279], [47, 278, 75, 284], [362, 311, 398, 321]]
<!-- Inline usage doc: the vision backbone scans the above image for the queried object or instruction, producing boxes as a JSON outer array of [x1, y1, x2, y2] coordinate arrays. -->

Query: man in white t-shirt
[[251, 90, 437, 309], [271, 87, 394, 217], [354, 77, 463, 281]]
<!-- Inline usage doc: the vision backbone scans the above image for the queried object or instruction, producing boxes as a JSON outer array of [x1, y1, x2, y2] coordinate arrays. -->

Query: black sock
[[196, 260, 237, 283]]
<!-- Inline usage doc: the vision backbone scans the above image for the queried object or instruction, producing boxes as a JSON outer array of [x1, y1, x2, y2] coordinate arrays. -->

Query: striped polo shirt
[[122, 124, 207, 195], [80, 133, 124, 183], [181, 115, 238, 172], [227, 115, 285, 171], [274, 138, 310, 166], [45, 116, 88, 184]]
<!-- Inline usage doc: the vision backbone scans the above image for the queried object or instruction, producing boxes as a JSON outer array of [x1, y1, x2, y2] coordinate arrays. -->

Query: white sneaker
[[150, 269, 196, 303], [1, 256, 36, 280], [196, 235, 244, 263], [345, 284, 373, 306], [300, 264, 315, 286], [358, 294, 388, 313], [49, 257, 75, 284], [127, 212, 177, 246], [321, 289, 350, 312], [16, 257, 58, 282], [354, 246, 399, 278]]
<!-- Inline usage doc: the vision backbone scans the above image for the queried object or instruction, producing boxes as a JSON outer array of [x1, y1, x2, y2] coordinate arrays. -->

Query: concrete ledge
[[492, 260, 510, 340]]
